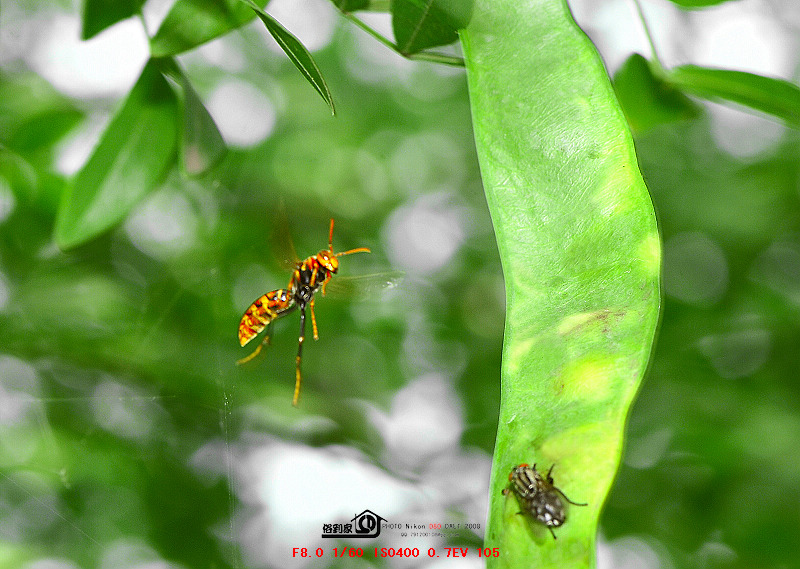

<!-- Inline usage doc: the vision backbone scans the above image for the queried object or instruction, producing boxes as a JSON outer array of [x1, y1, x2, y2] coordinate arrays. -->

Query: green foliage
[[613, 57, 800, 133], [667, 0, 733, 7], [157, 59, 227, 177], [462, 0, 659, 565], [0, 71, 84, 163], [55, 60, 179, 250], [81, 0, 145, 39], [613, 54, 700, 132], [331, 0, 370, 11], [1, 40, 490, 565], [4, 1, 800, 569], [52, 0, 799, 252], [611, 118, 800, 569], [149, 0, 268, 57], [247, 0, 336, 115], [51, 49, 228, 248], [667, 65, 800, 127], [391, 0, 460, 55]]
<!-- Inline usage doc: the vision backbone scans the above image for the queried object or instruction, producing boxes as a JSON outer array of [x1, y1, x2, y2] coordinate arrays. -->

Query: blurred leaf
[[55, 60, 179, 250], [435, 0, 473, 29], [392, 0, 460, 54], [667, 0, 733, 7], [331, 0, 370, 11], [0, 71, 84, 152], [669, 65, 800, 127], [462, 0, 660, 565], [10, 108, 84, 154], [157, 59, 227, 176], [150, 0, 268, 57], [81, 0, 145, 40], [247, 1, 335, 115], [613, 53, 700, 132], [364, 0, 391, 9], [0, 148, 38, 203], [0, 148, 66, 219]]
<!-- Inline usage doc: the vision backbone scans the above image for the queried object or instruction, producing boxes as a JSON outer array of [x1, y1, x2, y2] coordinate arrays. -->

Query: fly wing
[[238, 289, 296, 346]]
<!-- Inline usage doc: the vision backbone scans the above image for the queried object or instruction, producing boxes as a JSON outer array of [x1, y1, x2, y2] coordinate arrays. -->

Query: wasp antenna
[[336, 247, 371, 257], [328, 218, 335, 251]]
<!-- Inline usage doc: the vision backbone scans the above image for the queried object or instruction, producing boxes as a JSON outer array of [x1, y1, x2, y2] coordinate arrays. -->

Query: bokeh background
[[1, 0, 800, 568]]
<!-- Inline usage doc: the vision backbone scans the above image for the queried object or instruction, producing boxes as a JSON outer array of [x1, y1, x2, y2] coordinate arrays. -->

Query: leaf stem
[[632, 0, 663, 71], [409, 51, 465, 67], [137, 10, 151, 40], [342, 12, 396, 51], [342, 12, 464, 67]]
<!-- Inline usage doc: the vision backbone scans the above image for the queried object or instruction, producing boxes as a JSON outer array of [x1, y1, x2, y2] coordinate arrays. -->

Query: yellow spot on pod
[[507, 336, 539, 374], [638, 232, 662, 277], [592, 161, 636, 217], [541, 421, 621, 475], [557, 356, 620, 401], [557, 308, 623, 336]]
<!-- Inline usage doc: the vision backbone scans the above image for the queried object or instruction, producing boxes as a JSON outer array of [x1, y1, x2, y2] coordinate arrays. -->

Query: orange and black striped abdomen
[[238, 289, 295, 346]]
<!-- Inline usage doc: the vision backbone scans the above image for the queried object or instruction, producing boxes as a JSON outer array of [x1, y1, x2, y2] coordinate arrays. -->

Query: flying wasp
[[503, 463, 587, 539], [237, 218, 370, 406]]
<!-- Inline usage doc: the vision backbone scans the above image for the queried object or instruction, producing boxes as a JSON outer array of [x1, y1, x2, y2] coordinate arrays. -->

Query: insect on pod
[[502, 463, 587, 539], [237, 218, 370, 406]]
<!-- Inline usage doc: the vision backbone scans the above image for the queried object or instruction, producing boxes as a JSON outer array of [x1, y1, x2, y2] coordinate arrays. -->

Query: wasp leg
[[293, 305, 306, 407], [321, 273, 332, 296], [236, 322, 274, 365], [548, 527, 557, 540], [310, 298, 319, 340]]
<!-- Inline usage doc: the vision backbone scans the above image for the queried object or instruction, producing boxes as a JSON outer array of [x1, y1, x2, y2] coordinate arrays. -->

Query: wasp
[[237, 219, 370, 406], [502, 463, 587, 539]]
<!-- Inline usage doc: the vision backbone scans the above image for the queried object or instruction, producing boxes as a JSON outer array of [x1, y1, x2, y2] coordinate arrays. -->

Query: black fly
[[502, 463, 587, 539]]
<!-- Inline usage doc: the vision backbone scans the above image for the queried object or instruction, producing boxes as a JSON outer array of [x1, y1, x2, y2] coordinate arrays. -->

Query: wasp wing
[[323, 271, 405, 299], [238, 289, 296, 346], [271, 205, 300, 271]]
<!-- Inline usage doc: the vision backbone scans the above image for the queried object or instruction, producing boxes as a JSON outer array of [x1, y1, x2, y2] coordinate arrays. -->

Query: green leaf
[[157, 59, 227, 176], [613, 53, 700, 132], [331, 0, 370, 11], [667, 0, 733, 7], [0, 148, 39, 204], [0, 70, 84, 156], [668, 65, 800, 127], [10, 108, 84, 155], [363, 0, 391, 9], [150, 0, 268, 57], [82, 0, 145, 40], [461, 0, 660, 565], [55, 60, 179, 250], [247, 1, 335, 115], [391, 0, 460, 55], [434, 0, 473, 29]]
